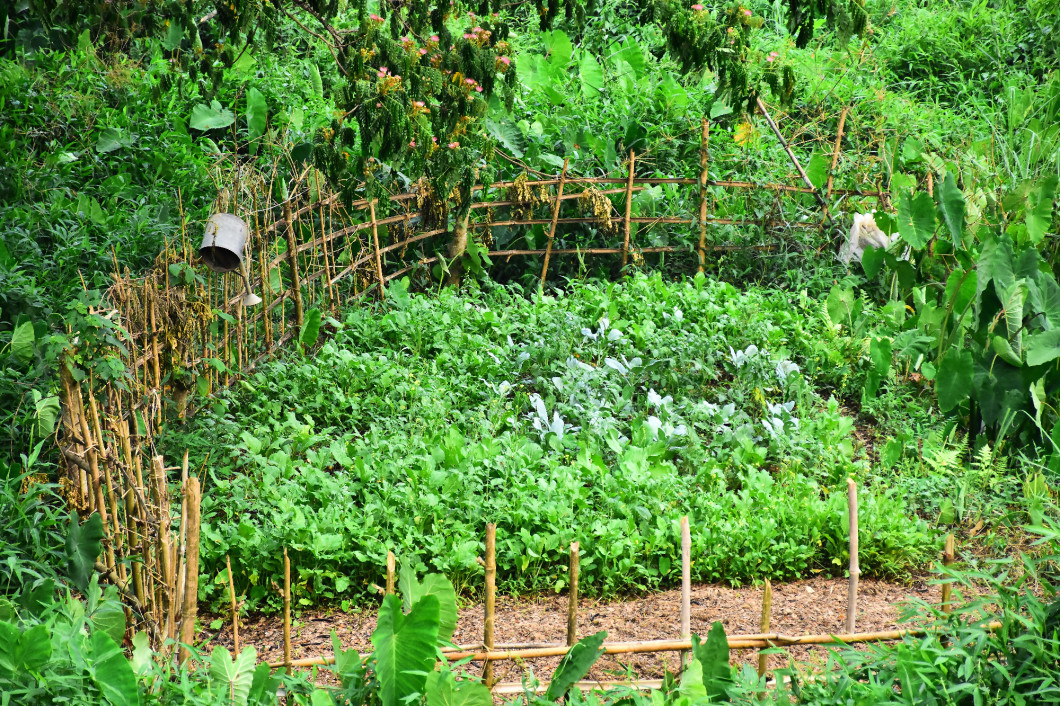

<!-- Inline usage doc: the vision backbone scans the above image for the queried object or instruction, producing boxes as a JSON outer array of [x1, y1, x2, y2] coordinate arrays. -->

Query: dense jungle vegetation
[[2, 0, 1060, 703]]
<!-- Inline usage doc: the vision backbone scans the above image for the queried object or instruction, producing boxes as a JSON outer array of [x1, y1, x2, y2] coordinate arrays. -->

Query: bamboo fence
[[57, 108, 887, 653]]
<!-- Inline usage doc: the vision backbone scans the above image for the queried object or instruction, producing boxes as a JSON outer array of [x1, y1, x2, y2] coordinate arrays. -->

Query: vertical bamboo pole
[[757, 580, 772, 681], [114, 393, 146, 609], [483, 523, 497, 687], [680, 516, 691, 665], [697, 120, 710, 272], [178, 476, 201, 665], [174, 450, 190, 621], [846, 478, 860, 634], [85, 384, 121, 578], [283, 548, 292, 671], [226, 554, 240, 653], [927, 171, 935, 198], [283, 202, 305, 329], [825, 107, 849, 201], [386, 551, 396, 595], [567, 542, 580, 647], [315, 172, 335, 311], [539, 158, 570, 287], [369, 199, 386, 301], [941, 534, 954, 614], [621, 151, 636, 270], [151, 455, 176, 642]]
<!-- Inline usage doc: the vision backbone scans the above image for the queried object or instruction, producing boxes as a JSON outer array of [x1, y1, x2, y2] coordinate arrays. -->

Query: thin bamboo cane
[[113, 393, 147, 610], [282, 548, 293, 671], [539, 158, 570, 286], [757, 580, 772, 682], [283, 202, 305, 329], [698, 119, 710, 272], [483, 523, 497, 687], [755, 98, 830, 218], [386, 551, 396, 595], [178, 476, 201, 665], [369, 200, 385, 300], [680, 516, 691, 665], [825, 108, 849, 201], [226, 555, 240, 653], [621, 152, 635, 270], [846, 478, 859, 634], [941, 534, 954, 614], [87, 386, 124, 583], [567, 542, 579, 647], [175, 450, 189, 621]]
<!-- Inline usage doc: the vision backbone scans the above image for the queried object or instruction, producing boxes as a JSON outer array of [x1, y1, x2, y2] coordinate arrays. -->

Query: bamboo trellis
[[57, 109, 886, 652]]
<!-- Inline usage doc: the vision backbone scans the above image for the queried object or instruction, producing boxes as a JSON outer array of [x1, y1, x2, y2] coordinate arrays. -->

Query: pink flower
[[473, 27, 482, 32], [376, 102, 381, 107], [430, 35, 439, 42], [463, 33, 472, 39], [498, 56, 511, 65], [432, 136, 438, 143], [691, 3, 704, 9], [743, 8, 751, 15], [448, 141, 460, 148], [369, 13, 382, 21], [475, 86, 482, 92], [409, 140, 417, 147], [766, 56, 774, 62], [419, 48, 428, 55], [465, 78, 475, 85], [414, 100, 425, 107], [770, 51, 779, 57]]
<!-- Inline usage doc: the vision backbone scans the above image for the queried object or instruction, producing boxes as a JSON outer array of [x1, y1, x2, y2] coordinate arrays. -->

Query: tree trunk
[[446, 211, 470, 286]]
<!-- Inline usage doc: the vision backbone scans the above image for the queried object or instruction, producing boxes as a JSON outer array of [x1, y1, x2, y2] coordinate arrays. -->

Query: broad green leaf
[[678, 658, 707, 702], [936, 349, 973, 413], [332, 629, 365, 688], [896, 191, 935, 249], [425, 671, 493, 706], [11, 321, 35, 364], [864, 337, 892, 398], [692, 622, 730, 686], [991, 335, 1022, 367], [484, 119, 525, 158], [248, 661, 281, 705], [90, 588, 127, 645], [399, 567, 458, 644], [35, 393, 61, 437], [371, 594, 440, 706], [546, 30, 573, 68], [579, 52, 603, 100], [977, 232, 1015, 305], [190, 100, 236, 131], [300, 308, 322, 348], [89, 630, 139, 706], [1025, 329, 1060, 367], [130, 632, 153, 677], [936, 172, 966, 248], [0, 621, 18, 675], [861, 245, 885, 278], [246, 88, 268, 141], [619, 40, 646, 78], [18, 624, 51, 672], [546, 630, 607, 701], [804, 152, 829, 190], [96, 127, 133, 154], [1026, 175, 1058, 245], [162, 21, 183, 51], [825, 286, 857, 329], [943, 269, 977, 321], [1000, 280, 1028, 357], [66, 512, 105, 593], [209, 645, 257, 706], [309, 64, 323, 98]]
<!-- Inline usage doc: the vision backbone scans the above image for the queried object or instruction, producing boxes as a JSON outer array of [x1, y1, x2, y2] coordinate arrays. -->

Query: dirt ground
[[201, 576, 940, 685]]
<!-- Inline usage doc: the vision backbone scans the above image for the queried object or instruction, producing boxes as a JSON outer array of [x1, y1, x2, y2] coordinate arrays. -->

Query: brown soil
[[200, 576, 938, 685]]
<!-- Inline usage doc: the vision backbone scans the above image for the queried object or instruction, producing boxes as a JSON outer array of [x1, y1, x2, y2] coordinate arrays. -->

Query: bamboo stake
[[567, 542, 580, 647], [178, 476, 201, 665], [369, 199, 385, 300], [151, 455, 176, 642], [386, 551, 396, 595], [85, 385, 121, 578], [825, 107, 849, 200], [175, 450, 189, 624], [941, 534, 954, 614], [283, 202, 305, 329], [539, 158, 570, 287], [698, 120, 710, 272], [283, 548, 292, 671], [483, 523, 497, 687], [226, 555, 240, 652], [621, 151, 636, 270], [846, 478, 859, 634], [680, 516, 691, 664], [757, 580, 772, 681]]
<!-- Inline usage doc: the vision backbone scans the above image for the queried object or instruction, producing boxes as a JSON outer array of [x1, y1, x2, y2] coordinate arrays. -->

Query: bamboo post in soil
[[698, 119, 710, 272], [283, 201, 305, 329], [386, 551, 396, 595], [151, 455, 175, 641], [178, 476, 201, 665], [226, 555, 239, 653], [567, 542, 580, 647], [621, 151, 636, 270], [483, 523, 497, 687], [757, 580, 772, 682], [680, 516, 691, 665], [369, 199, 386, 301], [539, 158, 570, 287], [846, 478, 860, 634], [941, 534, 955, 614], [283, 548, 292, 671]]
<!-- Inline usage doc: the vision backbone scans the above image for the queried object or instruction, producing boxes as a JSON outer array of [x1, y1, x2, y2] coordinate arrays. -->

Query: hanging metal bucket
[[199, 213, 248, 273]]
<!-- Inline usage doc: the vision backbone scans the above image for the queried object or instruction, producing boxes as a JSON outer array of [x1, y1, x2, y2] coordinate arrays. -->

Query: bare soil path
[[202, 576, 938, 684]]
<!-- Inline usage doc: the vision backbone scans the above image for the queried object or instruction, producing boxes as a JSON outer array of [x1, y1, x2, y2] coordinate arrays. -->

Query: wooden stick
[[941, 534, 954, 614], [150, 455, 175, 642], [698, 119, 710, 272], [386, 551, 396, 595], [178, 476, 201, 665], [369, 199, 385, 301], [539, 158, 570, 287], [755, 97, 831, 221], [757, 580, 772, 682], [283, 201, 304, 329], [825, 107, 848, 200], [226, 554, 239, 653], [680, 516, 691, 664], [567, 542, 580, 647], [846, 478, 859, 634], [621, 151, 635, 269], [283, 548, 292, 670], [483, 523, 497, 687], [271, 623, 1006, 668]]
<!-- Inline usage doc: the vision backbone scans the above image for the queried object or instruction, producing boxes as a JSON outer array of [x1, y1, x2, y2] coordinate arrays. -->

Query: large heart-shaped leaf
[[209, 645, 257, 706], [897, 191, 936, 249], [300, 308, 322, 348], [1026, 329, 1060, 367], [89, 630, 139, 706], [579, 52, 604, 100], [246, 88, 268, 141], [190, 100, 236, 131], [545, 630, 606, 701], [485, 119, 525, 158], [10, 321, 35, 365], [399, 567, 458, 644], [371, 594, 440, 706], [425, 671, 492, 706], [66, 512, 105, 593], [936, 172, 966, 248], [692, 621, 731, 689], [936, 349, 973, 413]]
